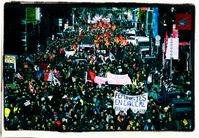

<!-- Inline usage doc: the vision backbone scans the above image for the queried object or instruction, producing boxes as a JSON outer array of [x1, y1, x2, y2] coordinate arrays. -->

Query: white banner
[[113, 91, 148, 115], [64, 51, 76, 58], [106, 72, 132, 85], [78, 44, 95, 48], [94, 76, 108, 85]]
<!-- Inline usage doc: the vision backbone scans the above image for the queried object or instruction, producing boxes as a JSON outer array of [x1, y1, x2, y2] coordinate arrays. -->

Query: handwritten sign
[[113, 91, 148, 115]]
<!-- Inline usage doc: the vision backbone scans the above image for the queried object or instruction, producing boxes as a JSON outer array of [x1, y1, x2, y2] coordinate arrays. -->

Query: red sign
[[172, 25, 178, 38], [140, 7, 148, 11], [179, 42, 189, 46], [175, 14, 192, 30]]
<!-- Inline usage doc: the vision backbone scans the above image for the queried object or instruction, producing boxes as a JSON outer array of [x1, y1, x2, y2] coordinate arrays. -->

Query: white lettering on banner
[[106, 72, 132, 85], [113, 91, 148, 115], [94, 76, 108, 84]]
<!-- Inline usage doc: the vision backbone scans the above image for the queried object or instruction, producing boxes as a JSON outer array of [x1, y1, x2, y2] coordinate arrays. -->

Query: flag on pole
[[175, 14, 192, 30], [15, 72, 24, 80], [48, 71, 54, 81], [44, 72, 50, 81], [87, 69, 96, 83]]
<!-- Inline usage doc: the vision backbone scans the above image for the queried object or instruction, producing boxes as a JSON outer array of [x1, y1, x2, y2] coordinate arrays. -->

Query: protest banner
[[113, 91, 148, 115], [106, 72, 132, 85], [166, 38, 179, 60], [78, 44, 95, 48], [94, 76, 108, 85], [64, 50, 76, 58]]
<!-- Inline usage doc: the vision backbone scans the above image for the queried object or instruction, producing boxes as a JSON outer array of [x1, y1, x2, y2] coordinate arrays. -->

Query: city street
[[3, 2, 194, 132]]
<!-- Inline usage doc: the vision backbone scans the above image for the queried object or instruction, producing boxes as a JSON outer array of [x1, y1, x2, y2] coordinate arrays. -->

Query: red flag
[[175, 14, 192, 30], [87, 69, 96, 83], [44, 72, 50, 81]]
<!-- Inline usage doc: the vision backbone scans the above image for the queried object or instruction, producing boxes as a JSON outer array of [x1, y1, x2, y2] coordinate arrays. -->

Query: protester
[[4, 11, 192, 131]]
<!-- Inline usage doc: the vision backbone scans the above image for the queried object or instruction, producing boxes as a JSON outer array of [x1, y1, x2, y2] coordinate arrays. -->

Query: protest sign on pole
[[166, 38, 179, 60], [175, 14, 192, 30], [113, 91, 148, 115]]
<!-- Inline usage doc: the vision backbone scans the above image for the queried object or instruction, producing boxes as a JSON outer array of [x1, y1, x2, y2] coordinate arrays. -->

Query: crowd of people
[[4, 13, 193, 131]]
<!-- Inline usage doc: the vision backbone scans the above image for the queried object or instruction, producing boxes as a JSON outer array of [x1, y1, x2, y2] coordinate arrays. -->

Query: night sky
[[4, 2, 194, 55]]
